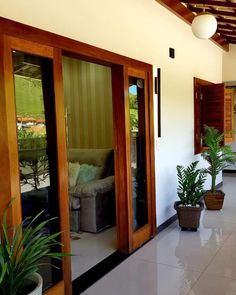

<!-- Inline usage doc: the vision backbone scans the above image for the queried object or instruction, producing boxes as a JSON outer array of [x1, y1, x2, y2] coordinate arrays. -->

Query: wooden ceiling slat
[[225, 37, 236, 43], [189, 6, 236, 18], [218, 29, 236, 36], [218, 24, 236, 30], [182, 0, 236, 8], [217, 18, 236, 24]]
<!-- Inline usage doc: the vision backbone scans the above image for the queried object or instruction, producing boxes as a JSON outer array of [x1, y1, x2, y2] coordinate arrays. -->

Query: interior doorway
[[62, 56, 117, 280]]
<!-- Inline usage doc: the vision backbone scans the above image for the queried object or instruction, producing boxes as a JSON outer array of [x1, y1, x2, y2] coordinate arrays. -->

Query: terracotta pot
[[174, 201, 204, 231], [204, 190, 225, 210]]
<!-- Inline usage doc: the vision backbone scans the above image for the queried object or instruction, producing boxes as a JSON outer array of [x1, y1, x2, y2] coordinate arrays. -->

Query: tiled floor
[[71, 226, 117, 280], [82, 174, 236, 295]]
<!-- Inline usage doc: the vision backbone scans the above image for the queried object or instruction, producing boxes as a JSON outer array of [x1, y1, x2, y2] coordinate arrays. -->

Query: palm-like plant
[[201, 125, 236, 193], [0, 202, 68, 295], [177, 161, 206, 206]]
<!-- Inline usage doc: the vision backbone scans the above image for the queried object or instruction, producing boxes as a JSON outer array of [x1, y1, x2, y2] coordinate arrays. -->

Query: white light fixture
[[191, 12, 217, 39]]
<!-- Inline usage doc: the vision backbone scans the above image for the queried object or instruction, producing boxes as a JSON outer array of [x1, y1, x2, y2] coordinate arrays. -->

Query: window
[[194, 77, 234, 154]]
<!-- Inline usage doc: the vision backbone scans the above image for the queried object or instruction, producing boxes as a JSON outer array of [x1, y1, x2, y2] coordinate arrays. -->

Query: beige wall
[[0, 0, 223, 225], [223, 45, 236, 82], [62, 57, 113, 149]]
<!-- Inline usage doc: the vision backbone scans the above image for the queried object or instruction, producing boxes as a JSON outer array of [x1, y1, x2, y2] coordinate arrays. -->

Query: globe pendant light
[[192, 11, 217, 39]]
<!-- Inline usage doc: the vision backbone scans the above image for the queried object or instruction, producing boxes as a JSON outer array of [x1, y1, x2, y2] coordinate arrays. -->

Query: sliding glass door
[[0, 36, 71, 295], [125, 67, 155, 251]]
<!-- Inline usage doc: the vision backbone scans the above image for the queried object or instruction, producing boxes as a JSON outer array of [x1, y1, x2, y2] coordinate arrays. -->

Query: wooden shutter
[[194, 78, 213, 154], [224, 88, 234, 143], [201, 83, 225, 135]]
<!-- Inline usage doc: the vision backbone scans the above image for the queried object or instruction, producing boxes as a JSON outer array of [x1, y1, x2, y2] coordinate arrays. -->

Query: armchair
[[68, 148, 115, 233]]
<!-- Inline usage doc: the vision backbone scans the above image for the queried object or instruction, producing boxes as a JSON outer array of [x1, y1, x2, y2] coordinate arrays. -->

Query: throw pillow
[[77, 164, 97, 184], [68, 162, 80, 188], [94, 166, 105, 180]]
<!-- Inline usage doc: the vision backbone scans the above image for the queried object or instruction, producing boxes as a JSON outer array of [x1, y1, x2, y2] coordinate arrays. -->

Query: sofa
[[68, 148, 116, 233]]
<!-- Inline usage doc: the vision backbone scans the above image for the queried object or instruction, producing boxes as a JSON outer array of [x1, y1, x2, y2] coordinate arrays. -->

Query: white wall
[[223, 45, 236, 82], [0, 0, 223, 226]]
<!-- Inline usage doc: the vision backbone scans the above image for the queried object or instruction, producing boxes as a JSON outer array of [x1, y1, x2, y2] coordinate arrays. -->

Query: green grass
[[15, 75, 45, 119]]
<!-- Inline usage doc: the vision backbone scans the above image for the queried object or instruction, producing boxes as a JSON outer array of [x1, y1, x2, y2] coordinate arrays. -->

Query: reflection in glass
[[13, 51, 62, 291], [129, 77, 148, 231]]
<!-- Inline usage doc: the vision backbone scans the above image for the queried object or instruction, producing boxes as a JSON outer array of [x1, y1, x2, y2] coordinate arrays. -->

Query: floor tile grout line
[[131, 256, 203, 273]]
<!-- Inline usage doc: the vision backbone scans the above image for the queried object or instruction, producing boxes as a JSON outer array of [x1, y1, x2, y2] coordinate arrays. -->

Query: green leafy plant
[[0, 202, 69, 295], [201, 125, 236, 193], [129, 93, 138, 131], [177, 161, 206, 206]]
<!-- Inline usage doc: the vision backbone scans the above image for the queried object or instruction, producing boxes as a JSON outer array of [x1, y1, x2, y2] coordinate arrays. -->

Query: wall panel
[[62, 57, 113, 149]]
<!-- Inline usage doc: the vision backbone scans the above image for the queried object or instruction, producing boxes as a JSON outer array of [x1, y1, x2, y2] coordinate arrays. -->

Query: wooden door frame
[[0, 14, 156, 281], [0, 35, 71, 295], [123, 67, 156, 251]]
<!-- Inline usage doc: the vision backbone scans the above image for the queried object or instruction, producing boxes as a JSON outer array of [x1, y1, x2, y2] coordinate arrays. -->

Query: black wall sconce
[[154, 68, 161, 138], [169, 48, 175, 59]]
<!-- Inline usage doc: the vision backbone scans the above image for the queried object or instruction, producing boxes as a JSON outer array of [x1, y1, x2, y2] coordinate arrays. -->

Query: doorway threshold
[[72, 251, 129, 294]]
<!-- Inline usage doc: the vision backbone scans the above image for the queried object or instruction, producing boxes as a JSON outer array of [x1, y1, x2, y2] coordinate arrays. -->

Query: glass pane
[[12, 51, 62, 291], [62, 57, 117, 279], [129, 76, 148, 231]]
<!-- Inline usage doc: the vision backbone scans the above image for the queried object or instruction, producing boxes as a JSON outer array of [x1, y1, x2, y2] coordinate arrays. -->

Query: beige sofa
[[69, 148, 115, 233]]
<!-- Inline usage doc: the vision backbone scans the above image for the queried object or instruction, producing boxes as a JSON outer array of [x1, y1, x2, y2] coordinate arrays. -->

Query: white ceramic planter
[[28, 273, 43, 295]]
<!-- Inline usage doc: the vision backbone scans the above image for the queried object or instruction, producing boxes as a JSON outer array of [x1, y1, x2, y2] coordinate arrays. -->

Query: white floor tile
[[71, 227, 117, 279], [132, 228, 221, 271], [80, 174, 236, 295], [84, 258, 201, 295], [204, 238, 236, 279], [187, 273, 236, 295], [224, 228, 236, 247]]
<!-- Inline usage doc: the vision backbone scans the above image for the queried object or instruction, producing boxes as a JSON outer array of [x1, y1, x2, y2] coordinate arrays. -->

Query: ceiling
[[13, 51, 42, 79], [156, 0, 236, 50]]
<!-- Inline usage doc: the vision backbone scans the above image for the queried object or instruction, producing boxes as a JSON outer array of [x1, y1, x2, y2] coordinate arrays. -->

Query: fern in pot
[[0, 202, 69, 295], [201, 125, 236, 210], [174, 161, 206, 231]]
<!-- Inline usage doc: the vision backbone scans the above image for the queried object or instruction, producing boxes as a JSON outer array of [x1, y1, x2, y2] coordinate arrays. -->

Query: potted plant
[[174, 161, 206, 231], [201, 125, 236, 210], [0, 202, 69, 295]]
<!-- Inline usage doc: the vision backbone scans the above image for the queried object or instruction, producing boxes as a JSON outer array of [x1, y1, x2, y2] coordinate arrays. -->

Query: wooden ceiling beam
[[156, 0, 229, 50], [181, 0, 236, 8], [157, 0, 195, 23]]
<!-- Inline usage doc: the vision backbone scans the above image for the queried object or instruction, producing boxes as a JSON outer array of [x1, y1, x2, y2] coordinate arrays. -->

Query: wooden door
[[0, 35, 71, 295], [224, 88, 234, 143], [124, 67, 156, 251]]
